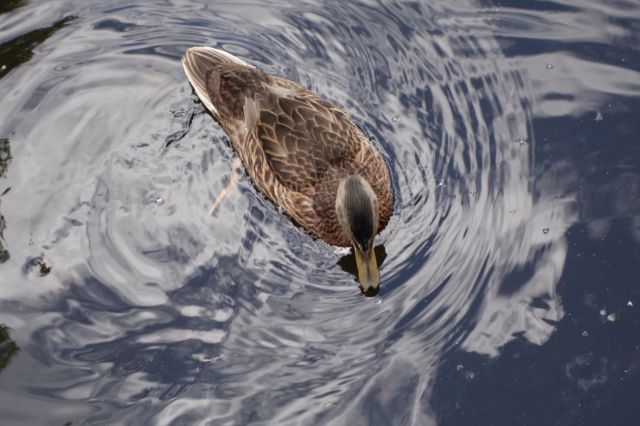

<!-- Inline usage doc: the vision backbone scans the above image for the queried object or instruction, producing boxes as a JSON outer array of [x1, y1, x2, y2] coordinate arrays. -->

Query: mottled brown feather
[[183, 48, 393, 246]]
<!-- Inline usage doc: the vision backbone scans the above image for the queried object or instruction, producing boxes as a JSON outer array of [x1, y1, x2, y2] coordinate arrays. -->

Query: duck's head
[[335, 175, 380, 296]]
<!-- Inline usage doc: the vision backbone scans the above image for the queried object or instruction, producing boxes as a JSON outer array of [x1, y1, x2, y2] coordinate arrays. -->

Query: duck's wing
[[183, 48, 365, 191], [250, 82, 367, 194]]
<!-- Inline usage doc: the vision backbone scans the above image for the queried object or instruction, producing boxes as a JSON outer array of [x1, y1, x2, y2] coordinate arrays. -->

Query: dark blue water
[[0, 0, 639, 424]]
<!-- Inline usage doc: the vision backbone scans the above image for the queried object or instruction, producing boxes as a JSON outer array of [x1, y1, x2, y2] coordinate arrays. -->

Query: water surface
[[0, 0, 639, 424]]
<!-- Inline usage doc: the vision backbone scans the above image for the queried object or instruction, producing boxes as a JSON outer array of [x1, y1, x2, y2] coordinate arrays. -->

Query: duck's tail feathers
[[181, 46, 252, 116]]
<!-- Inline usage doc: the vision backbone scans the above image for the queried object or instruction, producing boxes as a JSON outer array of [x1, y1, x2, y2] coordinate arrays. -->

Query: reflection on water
[[0, 214, 7, 264], [0, 0, 638, 424], [0, 16, 75, 79], [0, 138, 9, 177], [0, 325, 19, 374], [0, 138, 11, 263], [0, 0, 25, 16]]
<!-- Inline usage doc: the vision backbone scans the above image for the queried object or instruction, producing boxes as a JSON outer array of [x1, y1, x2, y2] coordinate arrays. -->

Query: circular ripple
[[0, 0, 579, 424]]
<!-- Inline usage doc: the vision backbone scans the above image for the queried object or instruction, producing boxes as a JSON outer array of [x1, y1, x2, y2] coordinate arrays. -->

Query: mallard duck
[[182, 47, 393, 294]]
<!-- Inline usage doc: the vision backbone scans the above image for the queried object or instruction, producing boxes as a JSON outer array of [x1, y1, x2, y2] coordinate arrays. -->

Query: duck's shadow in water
[[337, 245, 387, 297]]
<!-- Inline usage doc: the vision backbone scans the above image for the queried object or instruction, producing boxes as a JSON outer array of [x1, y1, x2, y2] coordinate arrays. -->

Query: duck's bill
[[355, 247, 380, 296]]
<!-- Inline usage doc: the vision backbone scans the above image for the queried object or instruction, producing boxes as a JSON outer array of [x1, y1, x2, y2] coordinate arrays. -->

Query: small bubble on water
[[542, 228, 550, 234], [516, 137, 528, 145], [456, 364, 464, 371], [599, 308, 607, 317], [581, 330, 589, 337], [154, 196, 164, 205], [607, 313, 617, 322], [595, 112, 603, 121], [627, 300, 634, 307], [391, 115, 399, 123], [545, 64, 554, 69]]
